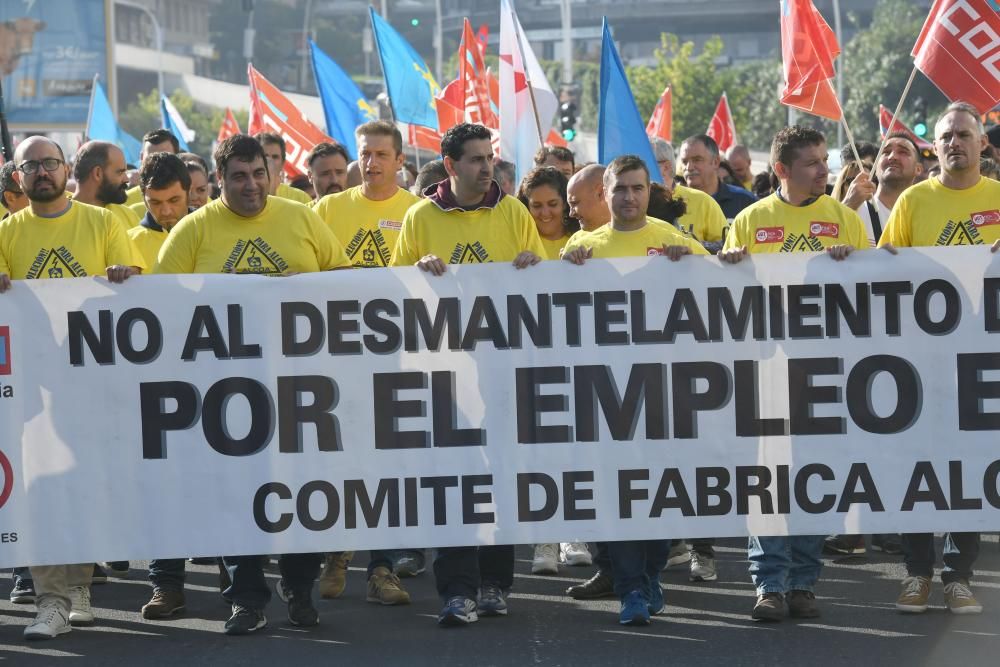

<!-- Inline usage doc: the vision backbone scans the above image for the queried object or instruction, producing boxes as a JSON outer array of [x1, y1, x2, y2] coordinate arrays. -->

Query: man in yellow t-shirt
[[0, 137, 138, 641], [567, 164, 611, 233], [878, 102, 996, 618], [72, 141, 141, 230], [125, 129, 180, 209], [726, 144, 755, 192], [127, 153, 191, 269], [255, 132, 313, 206], [306, 142, 350, 202], [315, 122, 419, 268], [719, 126, 866, 625]]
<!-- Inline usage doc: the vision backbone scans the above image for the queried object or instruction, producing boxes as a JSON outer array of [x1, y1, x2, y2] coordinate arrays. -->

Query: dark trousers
[[607, 540, 671, 599], [594, 542, 611, 574], [367, 550, 393, 577], [691, 538, 715, 558], [433, 546, 515, 601], [902, 533, 979, 584], [149, 558, 186, 592], [223, 553, 323, 609]]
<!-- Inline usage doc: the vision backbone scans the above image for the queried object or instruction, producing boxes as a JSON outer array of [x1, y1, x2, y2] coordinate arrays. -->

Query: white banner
[[2, 248, 1000, 567]]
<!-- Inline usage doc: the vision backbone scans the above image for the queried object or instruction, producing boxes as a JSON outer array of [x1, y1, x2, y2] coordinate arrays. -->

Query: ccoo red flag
[[706, 92, 737, 153], [878, 104, 933, 150], [645, 86, 672, 142], [779, 0, 843, 121], [912, 0, 1000, 114], [247, 64, 334, 178], [216, 108, 241, 144]]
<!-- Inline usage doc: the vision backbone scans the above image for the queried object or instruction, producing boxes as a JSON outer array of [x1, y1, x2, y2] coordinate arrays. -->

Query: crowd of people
[[1, 99, 998, 640]]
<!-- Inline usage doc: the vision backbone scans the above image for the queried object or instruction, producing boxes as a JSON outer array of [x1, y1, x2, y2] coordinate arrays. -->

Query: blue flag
[[159, 97, 191, 152], [369, 8, 440, 129], [598, 19, 662, 184], [86, 79, 142, 165], [310, 39, 377, 159]]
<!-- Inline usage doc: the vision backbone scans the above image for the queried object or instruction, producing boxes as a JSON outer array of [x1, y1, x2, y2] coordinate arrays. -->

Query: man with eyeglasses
[[1, 162, 28, 219]]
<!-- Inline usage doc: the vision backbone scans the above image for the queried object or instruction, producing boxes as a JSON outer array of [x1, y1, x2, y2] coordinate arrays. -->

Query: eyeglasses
[[18, 158, 64, 175]]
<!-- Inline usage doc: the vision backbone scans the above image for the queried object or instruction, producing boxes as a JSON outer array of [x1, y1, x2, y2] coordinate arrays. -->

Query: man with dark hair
[[679, 134, 756, 221], [127, 153, 191, 269], [0, 161, 27, 218], [390, 123, 544, 626], [493, 158, 516, 195], [533, 145, 575, 179], [306, 142, 350, 200], [155, 134, 349, 634], [412, 159, 449, 196], [721, 125, 868, 622], [73, 141, 141, 231], [254, 131, 313, 205], [839, 140, 878, 167], [125, 129, 180, 208]]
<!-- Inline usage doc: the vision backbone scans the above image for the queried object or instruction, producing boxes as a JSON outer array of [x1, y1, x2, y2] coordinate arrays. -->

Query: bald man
[[567, 164, 610, 232], [73, 141, 141, 230]]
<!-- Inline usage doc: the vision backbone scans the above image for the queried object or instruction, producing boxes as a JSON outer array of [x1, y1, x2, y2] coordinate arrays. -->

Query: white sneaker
[[68, 585, 94, 625], [531, 543, 559, 574], [560, 542, 593, 566], [24, 601, 71, 640]]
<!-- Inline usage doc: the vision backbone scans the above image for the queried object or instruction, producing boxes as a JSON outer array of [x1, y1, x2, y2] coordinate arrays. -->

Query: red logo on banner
[[972, 209, 1000, 226], [0, 450, 12, 510], [0, 326, 10, 376], [809, 221, 840, 238], [755, 227, 785, 243], [646, 247, 665, 256]]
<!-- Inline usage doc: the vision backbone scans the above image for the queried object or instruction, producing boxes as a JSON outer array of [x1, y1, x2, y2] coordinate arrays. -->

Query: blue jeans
[[149, 558, 186, 592], [607, 540, 670, 599], [902, 532, 979, 584], [748, 535, 824, 595], [433, 546, 514, 601], [222, 553, 322, 609]]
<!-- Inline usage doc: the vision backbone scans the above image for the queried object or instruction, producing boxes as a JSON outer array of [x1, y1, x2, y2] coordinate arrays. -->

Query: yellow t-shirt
[[129, 201, 148, 218], [539, 234, 571, 260], [277, 182, 314, 205], [125, 185, 143, 207], [314, 186, 419, 268], [0, 201, 140, 278], [563, 220, 709, 258], [127, 225, 168, 270], [108, 203, 141, 229], [390, 195, 546, 266], [673, 184, 728, 242], [723, 193, 869, 254], [879, 176, 1000, 247], [154, 196, 349, 275]]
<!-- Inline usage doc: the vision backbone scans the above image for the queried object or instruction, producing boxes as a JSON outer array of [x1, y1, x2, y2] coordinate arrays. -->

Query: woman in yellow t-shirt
[[516, 166, 580, 260]]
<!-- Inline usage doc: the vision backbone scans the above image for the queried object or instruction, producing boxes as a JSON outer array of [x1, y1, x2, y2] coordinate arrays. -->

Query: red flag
[[779, 0, 843, 121], [546, 128, 568, 148], [458, 19, 498, 130], [878, 104, 933, 150], [247, 64, 334, 178], [706, 93, 737, 153], [216, 107, 241, 144], [912, 0, 1000, 114], [646, 86, 672, 142], [476, 24, 489, 59], [408, 124, 441, 153]]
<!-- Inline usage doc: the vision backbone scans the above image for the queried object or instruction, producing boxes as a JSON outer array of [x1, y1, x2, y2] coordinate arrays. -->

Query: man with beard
[[0, 136, 140, 640], [306, 142, 350, 202], [73, 141, 141, 230]]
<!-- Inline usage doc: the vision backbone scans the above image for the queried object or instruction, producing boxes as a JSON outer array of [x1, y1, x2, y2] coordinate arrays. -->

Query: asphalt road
[[1, 536, 999, 666]]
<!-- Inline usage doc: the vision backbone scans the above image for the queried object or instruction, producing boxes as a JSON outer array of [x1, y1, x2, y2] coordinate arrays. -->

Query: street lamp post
[[116, 0, 164, 101]]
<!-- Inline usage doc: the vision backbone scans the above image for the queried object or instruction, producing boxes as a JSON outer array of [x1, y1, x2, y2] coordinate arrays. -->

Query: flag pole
[[511, 19, 545, 146], [840, 116, 863, 166], [84, 74, 100, 143], [868, 65, 918, 180]]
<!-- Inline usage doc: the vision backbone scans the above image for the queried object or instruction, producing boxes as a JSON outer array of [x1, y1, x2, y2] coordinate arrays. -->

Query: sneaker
[[91, 563, 107, 585], [101, 561, 130, 577], [188, 557, 217, 565], [787, 590, 820, 618], [478, 583, 508, 617], [287, 588, 320, 627], [823, 534, 865, 555], [438, 596, 478, 626], [648, 579, 665, 615], [566, 571, 616, 600], [560, 542, 593, 566], [752, 592, 786, 621], [665, 541, 691, 569], [10, 575, 35, 603], [24, 601, 71, 640], [895, 576, 931, 613], [224, 604, 267, 635], [141, 588, 186, 619], [319, 551, 351, 599], [689, 552, 717, 582], [366, 565, 410, 605], [944, 580, 983, 615], [619, 590, 651, 626], [68, 585, 94, 626], [274, 578, 291, 604], [392, 551, 426, 578], [531, 544, 559, 575], [871, 534, 903, 555], [218, 562, 232, 599]]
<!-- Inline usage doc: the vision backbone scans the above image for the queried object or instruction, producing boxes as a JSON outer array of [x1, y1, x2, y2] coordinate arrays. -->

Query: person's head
[[356, 120, 405, 192], [255, 131, 286, 194], [770, 125, 829, 200], [141, 128, 180, 161], [603, 155, 650, 226], [441, 123, 495, 202], [566, 163, 609, 231], [981, 156, 1000, 181], [183, 159, 211, 209], [934, 101, 987, 178], [346, 160, 363, 187], [649, 136, 675, 186], [494, 159, 516, 195], [177, 151, 208, 173], [413, 159, 449, 196], [751, 169, 776, 199], [840, 141, 878, 168], [13, 136, 69, 204], [0, 161, 27, 214], [679, 134, 721, 194], [533, 145, 575, 179], [875, 132, 922, 189], [726, 144, 752, 179], [306, 142, 350, 198], [517, 166, 578, 239], [831, 160, 864, 203], [214, 134, 270, 217], [646, 181, 687, 224], [139, 152, 191, 231], [73, 141, 129, 205], [985, 125, 1000, 162]]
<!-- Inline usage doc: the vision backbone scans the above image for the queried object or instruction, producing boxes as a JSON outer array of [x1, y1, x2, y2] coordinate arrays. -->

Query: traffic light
[[410, 18, 420, 27], [913, 122, 928, 138], [559, 101, 578, 142], [913, 97, 928, 138]]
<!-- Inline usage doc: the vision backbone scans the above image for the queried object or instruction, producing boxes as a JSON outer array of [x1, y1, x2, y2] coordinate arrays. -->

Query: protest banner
[[2, 248, 1000, 567]]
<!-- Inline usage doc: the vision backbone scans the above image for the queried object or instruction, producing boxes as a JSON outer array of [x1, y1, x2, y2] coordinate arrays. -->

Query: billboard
[[0, 0, 113, 130]]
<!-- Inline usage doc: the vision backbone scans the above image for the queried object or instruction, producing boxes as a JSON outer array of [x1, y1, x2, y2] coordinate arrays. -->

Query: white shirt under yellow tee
[[724, 193, 868, 254], [314, 186, 419, 268], [879, 176, 1000, 247], [563, 220, 709, 258]]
